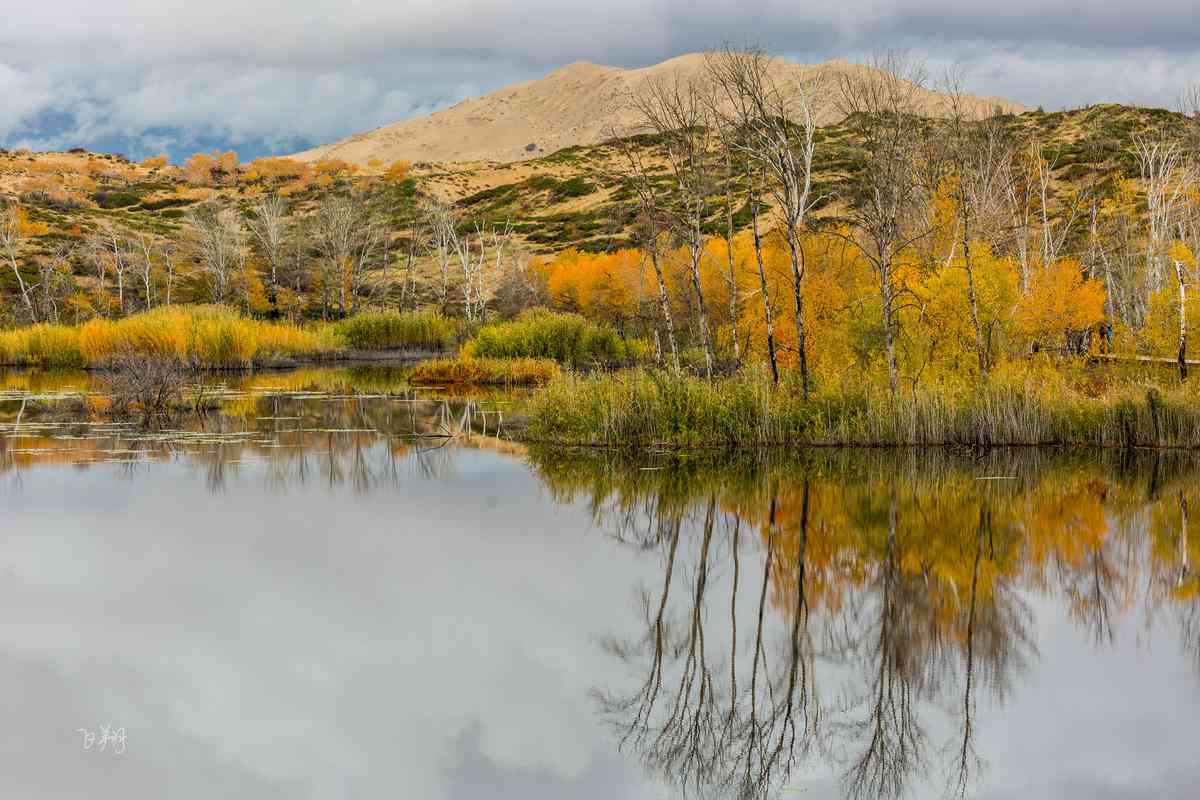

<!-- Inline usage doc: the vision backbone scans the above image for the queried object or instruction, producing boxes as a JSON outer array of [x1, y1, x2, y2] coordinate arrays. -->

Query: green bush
[[332, 310, 464, 351], [466, 309, 643, 367]]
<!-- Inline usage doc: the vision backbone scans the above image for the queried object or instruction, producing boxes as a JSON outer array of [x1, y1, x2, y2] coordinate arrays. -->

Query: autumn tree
[[938, 72, 1017, 377], [0, 203, 45, 321], [835, 52, 932, 394]]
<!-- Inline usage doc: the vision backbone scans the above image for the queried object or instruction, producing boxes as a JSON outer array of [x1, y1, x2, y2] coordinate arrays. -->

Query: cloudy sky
[[2, 0, 1198, 162]]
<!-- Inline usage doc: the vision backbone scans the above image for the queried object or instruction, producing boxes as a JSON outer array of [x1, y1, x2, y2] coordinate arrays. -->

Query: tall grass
[[409, 357, 559, 386], [0, 306, 342, 368], [466, 309, 647, 367], [332, 310, 464, 351], [525, 367, 1200, 449]]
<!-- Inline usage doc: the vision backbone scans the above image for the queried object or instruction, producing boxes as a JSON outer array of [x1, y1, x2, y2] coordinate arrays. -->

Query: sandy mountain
[[291, 53, 1027, 167]]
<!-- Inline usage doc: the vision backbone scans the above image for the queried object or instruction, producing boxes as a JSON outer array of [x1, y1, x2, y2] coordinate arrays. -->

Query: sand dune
[[291, 53, 1027, 166]]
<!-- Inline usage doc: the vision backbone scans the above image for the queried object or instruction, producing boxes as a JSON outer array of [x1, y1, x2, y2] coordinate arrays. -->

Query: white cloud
[[2, 1, 1199, 156]]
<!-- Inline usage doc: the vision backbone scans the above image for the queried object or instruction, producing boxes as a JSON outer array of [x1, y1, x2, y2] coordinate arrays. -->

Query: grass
[[465, 309, 647, 367], [409, 357, 560, 386], [0, 305, 342, 368], [331, 310, 465, 351], [523, 366, 1200, 449]]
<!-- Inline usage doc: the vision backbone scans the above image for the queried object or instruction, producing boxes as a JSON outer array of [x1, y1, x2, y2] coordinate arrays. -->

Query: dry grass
[[1, 305, 342, 368], [409, 357, 560, 386]]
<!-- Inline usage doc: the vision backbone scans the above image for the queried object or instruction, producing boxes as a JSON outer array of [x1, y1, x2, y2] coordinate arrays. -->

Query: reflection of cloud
[[0, 452, 660, 799], [4, 1, 1200, 157]]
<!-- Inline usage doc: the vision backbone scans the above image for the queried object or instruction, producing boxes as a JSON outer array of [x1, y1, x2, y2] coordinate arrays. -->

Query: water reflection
[[1, 367, 519, 495], [2, 371, 1199, 798], [532, 448, 1200, 799]]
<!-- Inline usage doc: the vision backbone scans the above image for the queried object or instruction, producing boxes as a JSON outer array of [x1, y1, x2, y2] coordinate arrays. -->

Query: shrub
[[332, 310, 463, 351], [467, 309, 643, 367]]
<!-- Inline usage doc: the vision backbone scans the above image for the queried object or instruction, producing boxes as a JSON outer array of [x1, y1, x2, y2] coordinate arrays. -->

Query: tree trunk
[[748, 171, 779, 385], [688, 243, 715, 379], [723, 152, 740, 366], [961, 205, 988, 377], [648, 244, 680, 373], [1176, 259, 1188, 381], [880, 262, 899, 396], [786, 226, 810, 399]]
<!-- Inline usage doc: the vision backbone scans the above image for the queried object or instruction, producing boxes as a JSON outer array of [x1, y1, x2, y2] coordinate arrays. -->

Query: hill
[[290, 53, 1027, 166]]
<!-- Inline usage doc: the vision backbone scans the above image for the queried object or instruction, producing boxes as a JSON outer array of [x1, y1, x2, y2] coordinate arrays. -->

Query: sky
[[2, 0, 1199, 163]]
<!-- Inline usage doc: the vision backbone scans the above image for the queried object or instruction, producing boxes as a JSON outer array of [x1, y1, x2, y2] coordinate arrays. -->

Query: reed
[[466, 309, 647, 366], [524, 367, 1200, 449], [331, 310, 464, 351], [409, 357, 560, 386], [2, 305, 341, 368]]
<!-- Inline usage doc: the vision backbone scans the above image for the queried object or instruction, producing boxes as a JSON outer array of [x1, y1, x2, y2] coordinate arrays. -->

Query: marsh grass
[[465, 309, 647, 367], [0, 306, 342, 368], [409, 357, 560, 386], [332, 310, 465, 351], [525, 367, 1200, 449]]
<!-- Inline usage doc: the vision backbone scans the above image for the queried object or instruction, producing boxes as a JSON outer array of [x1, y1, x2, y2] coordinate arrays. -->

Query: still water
[[1, 369, 1198, 799]]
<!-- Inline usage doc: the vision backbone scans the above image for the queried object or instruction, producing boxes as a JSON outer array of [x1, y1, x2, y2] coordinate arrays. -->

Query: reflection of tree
[[596, 485, 820, 800], [947, 504, 1035, 798], [836, 487, 931, 800], [564, 452, 1090, 799]]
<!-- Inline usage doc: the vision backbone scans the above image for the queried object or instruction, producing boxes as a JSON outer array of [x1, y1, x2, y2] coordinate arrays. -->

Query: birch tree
[[248, 193, 289, 314], [608, 125, 681, 372], [186, 201, 244, 304], [708, 44, 822, 395], [0, 203, 39, 321], [834, 52, 932, 395], [632, 72, 719, 378]]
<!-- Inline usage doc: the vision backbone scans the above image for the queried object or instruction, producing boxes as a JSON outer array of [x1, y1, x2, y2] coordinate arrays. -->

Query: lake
[[1, 368, 1198, 799]]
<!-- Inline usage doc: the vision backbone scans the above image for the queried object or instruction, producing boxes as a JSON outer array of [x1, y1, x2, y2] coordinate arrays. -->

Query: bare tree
[[607, 127, 682, 373], [247, 193, 289, 315], [940, 70, 1015, 377], [131, 232, 157, 309], [186, 201, 244, 304], [632, 71, 720, 377], [0, 202, 38, 321], [708, 44, 823, 395], [834, 52, 932, 394], [420, 197, 458, 309], [311, 194, 384, 317], [1134, 136, 1190, 299]]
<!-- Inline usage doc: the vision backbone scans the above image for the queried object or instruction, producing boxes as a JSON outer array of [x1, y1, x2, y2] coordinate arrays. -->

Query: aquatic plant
[[331, 310, 465, 351], [524, 366, 1200, 449], [465, 309, 647, 367], [408, 356, 559, 386]]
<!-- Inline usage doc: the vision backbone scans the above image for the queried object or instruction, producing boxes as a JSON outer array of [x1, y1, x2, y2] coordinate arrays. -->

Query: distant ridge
[[291, 53, 1027, 166]]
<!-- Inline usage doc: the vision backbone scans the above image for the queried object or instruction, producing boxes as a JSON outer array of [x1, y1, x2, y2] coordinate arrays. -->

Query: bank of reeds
[[465, 309, 647, 367], [0, 306, 342, 368], [409, 357, 559, 386], [332, 310, 464, 351], [524, 367, 1200, 449]]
